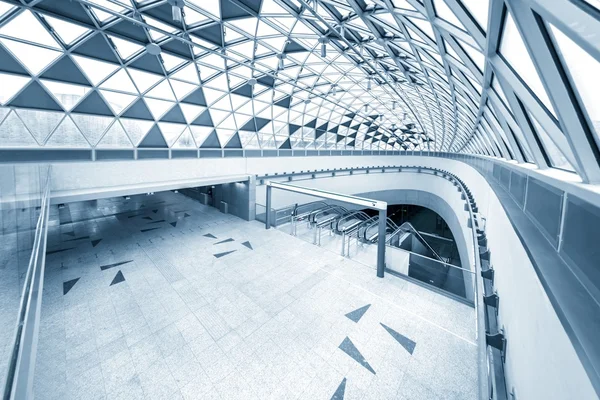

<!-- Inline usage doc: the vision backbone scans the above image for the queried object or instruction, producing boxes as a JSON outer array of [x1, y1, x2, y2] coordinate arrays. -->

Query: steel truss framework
[[0, 0, 599, 181]]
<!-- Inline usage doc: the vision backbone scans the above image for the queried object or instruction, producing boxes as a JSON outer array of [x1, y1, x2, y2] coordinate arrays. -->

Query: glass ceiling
[[0, 0, 599, 179]]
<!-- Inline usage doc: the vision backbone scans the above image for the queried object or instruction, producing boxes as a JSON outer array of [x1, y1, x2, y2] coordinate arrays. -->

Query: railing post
[[377, 209, 387, 278], [265, 184, 272, 229], [341, 232, 346, 256]]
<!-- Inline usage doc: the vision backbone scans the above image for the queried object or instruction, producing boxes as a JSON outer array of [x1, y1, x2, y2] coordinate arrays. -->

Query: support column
[[377, 208, 387, 278], [265, 184, 272, 229]]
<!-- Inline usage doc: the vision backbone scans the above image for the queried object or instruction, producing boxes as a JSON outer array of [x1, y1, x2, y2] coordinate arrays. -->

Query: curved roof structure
[[0, 0, 599, 180]]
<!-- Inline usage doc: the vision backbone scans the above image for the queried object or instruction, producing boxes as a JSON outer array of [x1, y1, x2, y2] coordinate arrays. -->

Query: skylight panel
[[161, 53, 187, 72], [144, 98, 175, 119], [257, 21, 281, 37], [188, 0, 220, 19], [499, 11, 555, 116], [100, 69, 137, 94], [109, 36, 143, 60], [44, 16, 91, 46], [169, 79, 196, 100], [158, 122, 186, 146], [41, 80, 90, 110], [184, 7, 209, 26], [0, 39, 62, 75], [0, 2, 15, 19], [146, 80, 176, 101], [261, 0, 288, 14], [433, 0, 466, 30], [72, 55, 119, 85], [100, 90, 136, 114], [0, 10, 60, 49], [0, 73, 29, 105], [180, 103, 205, 123], [127, 68, 162, 94], [145, 17, 178, 42], [461, 0, 489, 32], [229, 17, 258, 36]]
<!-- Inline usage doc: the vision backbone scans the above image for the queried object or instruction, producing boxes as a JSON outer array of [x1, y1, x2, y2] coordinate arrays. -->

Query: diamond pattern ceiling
[[0, 0, 462, 151], [1, 0, 599, 177]]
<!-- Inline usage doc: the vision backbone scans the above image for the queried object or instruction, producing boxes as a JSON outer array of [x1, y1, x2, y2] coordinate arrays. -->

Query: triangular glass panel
[[158, 122, 186, 147], [0, 38, 61, 75], [528, 110, 576, 172], [120, 118, 155, 146], [40, 80, 90, 111], [215, 129, 235, 146], [44, 16, 91, 46], [72, 55, 119, 86], [100, 90, 137, 115], [160, 104, 186, 123], [144, 98, 175, 120], [138, 124, 168, 148], [200, 130, 221, 148], [0, 111, 38, 147], [127, 68, 162, 95], [0, 10, 59, 49], [181, 88, 207, 106], [40, 56, 90, 85], [171, 63, 199, 84], [100, 69, 137, 94], [146, 79, 176, 101], [109, 35, 143, 60], [97, 121, 133, 148], [16, 109, 63, 144], [190, 126, 213, 146], [172, 127, 197, 148], [169, 79, 196, 100], [209, 109, 230, 126], [180, 104, 205, 123], [462, 0, 489, 32], [72, 33, 119, 63], [0, 73, 29, 105], [0, 44, 29, 75], [9, 81, 63, 111], [71, 114, 113, 146], [499, 11, 556, 116], [161, 53, 187, 72], [71, 90, 114, 116], [45, 116, 90, 147]]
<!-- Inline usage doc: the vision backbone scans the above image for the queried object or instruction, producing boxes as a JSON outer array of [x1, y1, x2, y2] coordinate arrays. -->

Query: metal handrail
[[308, 204, 348, 224], [387, 222, 445, 263], [334, 210, 371, 233], [359, 217, 398, 243], [3, 166, 51, 400]]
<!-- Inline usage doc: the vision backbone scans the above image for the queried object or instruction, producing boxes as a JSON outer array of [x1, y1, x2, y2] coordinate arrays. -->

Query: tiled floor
[[33, 191, 477, 400]]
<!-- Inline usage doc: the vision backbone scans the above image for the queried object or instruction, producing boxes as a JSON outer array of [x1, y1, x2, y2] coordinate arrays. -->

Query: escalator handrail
[[361, 217, 397, 242], [309, 204, 348, 223], [335, 211, 371, 232], [292, 201, 330, 217]]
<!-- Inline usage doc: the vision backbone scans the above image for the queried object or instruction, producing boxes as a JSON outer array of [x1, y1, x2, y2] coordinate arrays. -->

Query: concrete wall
[[211, 177, 255, 221]]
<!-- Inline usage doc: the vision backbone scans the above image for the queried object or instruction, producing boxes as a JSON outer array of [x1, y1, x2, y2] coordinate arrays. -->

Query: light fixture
[[318, 37, 329, 58], [276, 53, 287, 70], [364, 104, 369, 112], [146, 43, 161, 56], [392, 101, 396, 110], [367, 77, 372, 90], [167, 0, 184, 22], [332, 84, 337, 96]]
